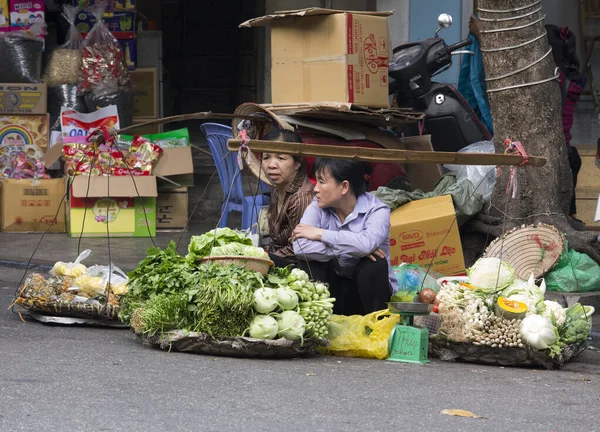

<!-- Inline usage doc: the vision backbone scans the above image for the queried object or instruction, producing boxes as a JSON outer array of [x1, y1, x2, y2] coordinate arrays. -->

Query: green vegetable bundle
[[186, 228, 266, 261]]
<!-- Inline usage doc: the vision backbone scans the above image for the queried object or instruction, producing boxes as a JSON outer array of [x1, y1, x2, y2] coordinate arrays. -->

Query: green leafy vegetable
[[186, 228, 253, 261]]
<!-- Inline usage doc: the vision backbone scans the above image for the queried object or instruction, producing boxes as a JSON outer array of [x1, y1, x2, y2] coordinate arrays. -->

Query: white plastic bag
[[60, 105, 120, 138], [444, 140, 496, 203], [49, 249, 91, 277], [70, 263, 128, 297]]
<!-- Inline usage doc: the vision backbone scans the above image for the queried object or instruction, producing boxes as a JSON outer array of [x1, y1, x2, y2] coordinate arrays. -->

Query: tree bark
[[474, 0, 600, 262]]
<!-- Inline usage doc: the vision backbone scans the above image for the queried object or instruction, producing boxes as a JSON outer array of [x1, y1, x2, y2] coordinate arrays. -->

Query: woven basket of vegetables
[[429, 337, 588, 370], [136, 330, 321, 359], [198, 256, 274, 276], [15, 298, 120, 321]]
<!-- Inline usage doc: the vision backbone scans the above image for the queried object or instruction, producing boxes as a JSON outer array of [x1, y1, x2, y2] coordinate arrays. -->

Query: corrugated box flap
[[240, 8, 393, 27], [72, 175, 158, 198], [152, 147, 194, 177], [390, 195, 455, 223]]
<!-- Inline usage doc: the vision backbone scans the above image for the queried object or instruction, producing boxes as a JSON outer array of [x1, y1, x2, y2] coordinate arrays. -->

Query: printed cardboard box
[[68, 175, 156, 237], [0, 114, 49, 151], [241, 8, 392, 108], [9, 0, 44, 31], [0, 178, 66, 232], [118, 39, 136, 70], [0, 0, 9, 32], [71, 0, 136, 12], [75, 10, 135, 39], [156, 187, 188, 230], [0, 83, 47, 114], [131, 68, 158, 118], [389, 195, 465, 276]]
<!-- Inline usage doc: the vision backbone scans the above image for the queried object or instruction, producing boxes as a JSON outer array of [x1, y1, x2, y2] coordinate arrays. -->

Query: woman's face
[[314, 168, 347, 209], [261, 153, 300, 188]]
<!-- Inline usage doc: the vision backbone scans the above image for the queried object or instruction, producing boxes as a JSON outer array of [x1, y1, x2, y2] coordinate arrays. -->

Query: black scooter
[[389, 14, 492, 153]]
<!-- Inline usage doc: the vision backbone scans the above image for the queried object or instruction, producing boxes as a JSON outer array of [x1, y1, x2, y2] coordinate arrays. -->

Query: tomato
[[432, 304, 439, 314]]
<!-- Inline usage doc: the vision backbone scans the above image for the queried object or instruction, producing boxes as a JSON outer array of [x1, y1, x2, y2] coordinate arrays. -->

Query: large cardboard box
[[156, 187, 188, 230], [389, 195, 465, 276], [241, 8, 392, 108], [68, 175, 156, 238], [0, 83, 47, 114], [131, 68, 158, 118], [0, 178, 66, 232]]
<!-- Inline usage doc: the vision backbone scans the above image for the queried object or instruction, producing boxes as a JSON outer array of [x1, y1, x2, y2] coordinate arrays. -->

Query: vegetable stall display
[[119, 229, 335, 358], [427, 257, 595, 369]]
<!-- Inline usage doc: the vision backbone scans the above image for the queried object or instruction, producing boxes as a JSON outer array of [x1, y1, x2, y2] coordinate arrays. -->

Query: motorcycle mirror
[[435, 13, 453, 36]]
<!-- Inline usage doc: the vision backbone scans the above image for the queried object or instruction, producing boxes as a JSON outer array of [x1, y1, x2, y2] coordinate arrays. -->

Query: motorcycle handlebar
[[446, 38, 472, 52]]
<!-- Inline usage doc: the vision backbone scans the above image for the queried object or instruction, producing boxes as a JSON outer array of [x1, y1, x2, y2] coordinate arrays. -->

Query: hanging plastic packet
[[120, 136, 163, 176], [50, 249, 91, 278], [70, 263, 128, 298], [78, 4, 130, 95], [60, 105, 120, 139], [43, 5, 82, 86], [0, 22, 45, 83]]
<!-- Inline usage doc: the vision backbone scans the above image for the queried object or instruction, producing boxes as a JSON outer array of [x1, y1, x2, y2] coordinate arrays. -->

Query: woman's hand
[[291, 224, 324, 242], [368, 248, 386, 262]]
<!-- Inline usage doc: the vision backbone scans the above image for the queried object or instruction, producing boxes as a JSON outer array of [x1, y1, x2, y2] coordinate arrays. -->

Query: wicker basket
[[15, 297, 120, 321], [198, 256, 274, 276]]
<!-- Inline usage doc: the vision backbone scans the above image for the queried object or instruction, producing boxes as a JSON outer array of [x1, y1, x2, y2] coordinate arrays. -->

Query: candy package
[[120, 136, 162, 175], [60, 105, 120, 138], [63, 136, 126, 176], [78, 4, 129, 95], [1, 150, 49, 179]]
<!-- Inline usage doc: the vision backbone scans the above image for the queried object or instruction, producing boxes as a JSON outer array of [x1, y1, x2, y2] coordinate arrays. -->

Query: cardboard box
[[0, 114, 49, 150], [389, 195, 465, 276], [156, 187, 188, 229], [75, 10, 135, 39], [0, 178, 66, 232], [241, 8, 392, 107], [0, 83, 47, 114], [68, 175, 156, 237], [131, 68, 158, 118], [0, 0, 9, 32], [71, 0, 136, 12], [128, 120, 162, 136], [118, 39, 137, 70], [9, 0, 44, 31]]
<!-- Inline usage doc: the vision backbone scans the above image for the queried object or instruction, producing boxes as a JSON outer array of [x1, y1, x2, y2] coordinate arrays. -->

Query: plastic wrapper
[[48, 84, 88, 131], [63, 138, 126, 176], [444, 140, 496, 203], [322, 310, 400, 360], [1, 151, 49, 179], [50, 249, 90, 277], [117, 128, 191, 150], [121, 136, 162, 175], [60, 105, 120, 138], [0, 23, 44, 83], [43, 5, 82, 85], [391, 264, 444, 301], [84, 84, 133, 127], [78, 5, 130, 95]]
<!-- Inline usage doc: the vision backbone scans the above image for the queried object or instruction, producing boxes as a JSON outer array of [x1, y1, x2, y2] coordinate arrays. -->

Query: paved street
[[1, 266, 599, 432]]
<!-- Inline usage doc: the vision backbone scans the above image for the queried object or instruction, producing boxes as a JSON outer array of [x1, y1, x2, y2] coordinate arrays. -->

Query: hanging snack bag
[[43, 5, 82, 86], [78, 3, 129, 95], [60, 105, 120, 139], [120, 136, 162, 176]]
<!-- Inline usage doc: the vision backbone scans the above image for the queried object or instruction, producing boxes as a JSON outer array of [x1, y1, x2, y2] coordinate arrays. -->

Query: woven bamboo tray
[[136, 330, 321, 359], [429, 336, 588, 370], [483, 223, 566, 279], [15, 297, 120, 321], [198, 256, 274, 276]]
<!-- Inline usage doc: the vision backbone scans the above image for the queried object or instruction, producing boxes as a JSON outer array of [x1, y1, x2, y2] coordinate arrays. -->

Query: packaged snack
[[121, 136, 162, 175], [60, 105, 119, 138], [0, 0, 9, 33], [9, 0, 44, 32], [0, 23, 44, 83], [43, 5, 82, 86], [78, 4, 129, 95]]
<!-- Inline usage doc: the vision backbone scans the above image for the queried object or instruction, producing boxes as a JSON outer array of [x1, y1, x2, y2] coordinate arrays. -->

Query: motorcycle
[[389, 13, 492, 153]]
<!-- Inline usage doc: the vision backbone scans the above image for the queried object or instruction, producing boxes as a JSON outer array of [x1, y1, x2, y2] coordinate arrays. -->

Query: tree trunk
[[473, 0, 600, 262]]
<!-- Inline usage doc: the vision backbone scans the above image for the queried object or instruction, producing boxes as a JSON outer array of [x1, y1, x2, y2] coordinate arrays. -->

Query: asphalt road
[[1, 267, 599, 432]]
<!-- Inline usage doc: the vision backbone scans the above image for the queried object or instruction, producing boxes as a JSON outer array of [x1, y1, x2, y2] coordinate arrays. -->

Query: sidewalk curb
[[0, 259, 52, 271]]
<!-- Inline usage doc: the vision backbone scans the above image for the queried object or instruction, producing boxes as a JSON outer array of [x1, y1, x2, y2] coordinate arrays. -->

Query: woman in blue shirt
[[291, 159, 398, 315]]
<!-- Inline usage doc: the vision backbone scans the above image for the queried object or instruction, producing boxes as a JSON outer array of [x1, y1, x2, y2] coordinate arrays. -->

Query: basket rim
[[197, 255, 274, 266]]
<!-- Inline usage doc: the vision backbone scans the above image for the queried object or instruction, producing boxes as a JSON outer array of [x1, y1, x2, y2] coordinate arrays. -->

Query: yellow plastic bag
[[322, 309, 400, 360]]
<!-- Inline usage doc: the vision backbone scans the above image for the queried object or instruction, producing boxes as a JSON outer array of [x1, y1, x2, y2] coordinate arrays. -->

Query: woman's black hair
[[262, 128, 304, 164], [546, 24, 580, 77], [312, 158, 373, 197]]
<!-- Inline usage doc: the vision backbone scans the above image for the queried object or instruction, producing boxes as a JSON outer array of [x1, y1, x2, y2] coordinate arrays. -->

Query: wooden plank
[[227, 139, 547, 167]]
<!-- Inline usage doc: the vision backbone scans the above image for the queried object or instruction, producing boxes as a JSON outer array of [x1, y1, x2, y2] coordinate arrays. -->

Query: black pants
[[268, 252, 296, 269], [297, 257, 391, 316], [569, 146, 582, 216]]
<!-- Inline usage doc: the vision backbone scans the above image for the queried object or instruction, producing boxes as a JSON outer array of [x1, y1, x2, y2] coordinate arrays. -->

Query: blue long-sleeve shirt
[[293, 193, 399, 293]]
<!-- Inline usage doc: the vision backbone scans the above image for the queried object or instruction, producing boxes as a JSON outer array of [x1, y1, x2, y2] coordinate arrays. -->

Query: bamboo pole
[[117, 112, 265, 134], [227, 139, 547, 167]]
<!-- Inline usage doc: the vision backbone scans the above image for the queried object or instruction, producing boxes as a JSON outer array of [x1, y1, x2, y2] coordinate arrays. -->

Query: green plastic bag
[[545, 249, 600, 293]]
